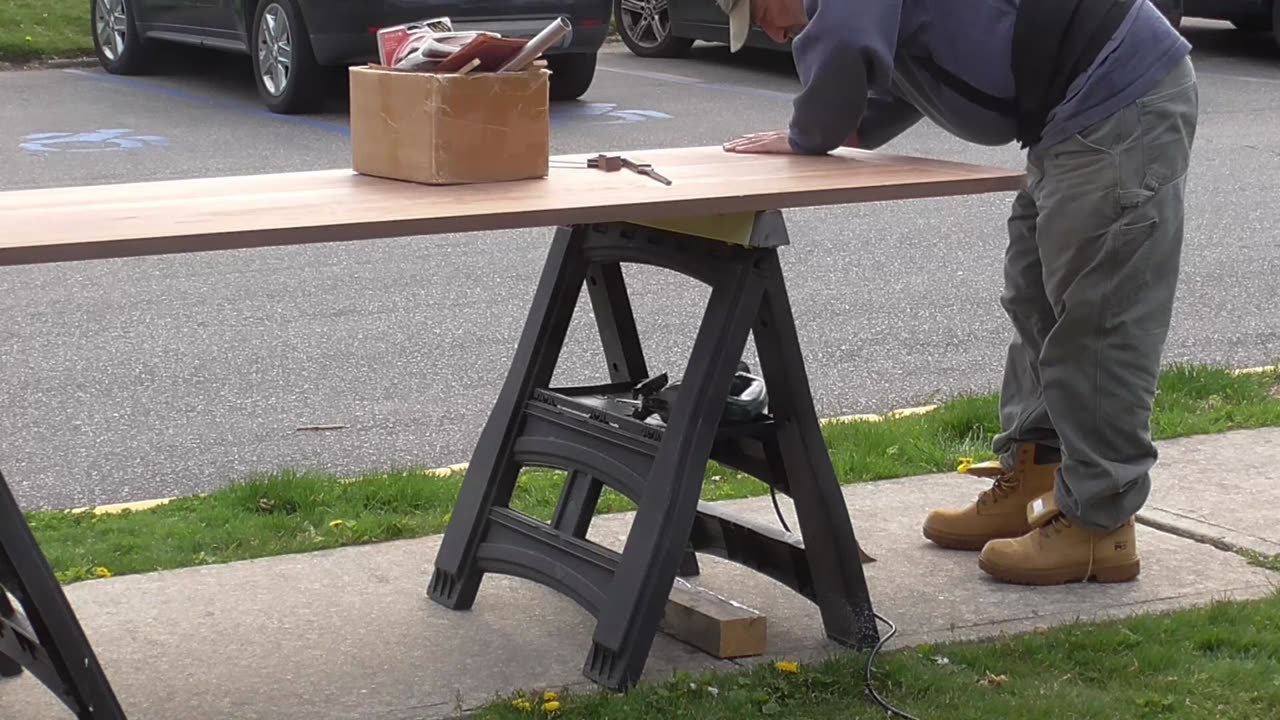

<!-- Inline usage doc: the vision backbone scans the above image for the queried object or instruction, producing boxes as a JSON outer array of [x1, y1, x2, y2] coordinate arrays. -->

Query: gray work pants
[[991, 56, 1199, 532]]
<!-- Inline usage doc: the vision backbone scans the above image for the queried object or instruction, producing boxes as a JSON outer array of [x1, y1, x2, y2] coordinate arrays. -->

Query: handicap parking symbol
[[551, 102, 673, 126], [20, 129, 169, 154]]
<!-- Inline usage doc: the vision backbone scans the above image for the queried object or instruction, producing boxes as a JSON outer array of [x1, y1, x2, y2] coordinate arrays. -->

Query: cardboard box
[[349, 64, 550, 185]]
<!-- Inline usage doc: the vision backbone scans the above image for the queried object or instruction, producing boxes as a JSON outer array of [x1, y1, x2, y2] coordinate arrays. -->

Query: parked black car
[[92, 0, 614, 114], [614, 0, 1201, 57]]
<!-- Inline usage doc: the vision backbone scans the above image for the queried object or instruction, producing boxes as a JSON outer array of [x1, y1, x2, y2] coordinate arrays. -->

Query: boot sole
[[978, 557, 1141, 586], [922, 526, 1024, 551]]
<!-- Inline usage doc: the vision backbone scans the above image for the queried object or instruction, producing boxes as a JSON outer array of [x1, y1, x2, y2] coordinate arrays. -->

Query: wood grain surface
[[0, 146, 1024, 267]]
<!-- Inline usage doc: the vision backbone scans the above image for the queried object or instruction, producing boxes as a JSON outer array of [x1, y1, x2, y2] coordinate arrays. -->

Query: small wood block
[[661, 578, 767, 659]]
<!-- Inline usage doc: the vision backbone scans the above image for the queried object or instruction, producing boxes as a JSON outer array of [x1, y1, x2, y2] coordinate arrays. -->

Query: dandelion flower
[[775, 660, 800, 674]]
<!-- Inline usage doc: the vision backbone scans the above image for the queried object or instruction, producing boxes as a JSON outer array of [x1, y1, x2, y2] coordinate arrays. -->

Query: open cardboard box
[[349, 63, 551, 185]]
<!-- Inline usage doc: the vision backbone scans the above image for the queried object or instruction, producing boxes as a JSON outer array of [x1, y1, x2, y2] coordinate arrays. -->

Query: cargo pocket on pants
[[1102, 217, 1169, 335]]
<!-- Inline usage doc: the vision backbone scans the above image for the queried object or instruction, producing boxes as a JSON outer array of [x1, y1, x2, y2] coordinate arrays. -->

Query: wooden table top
[[0, 146, 1024, 267]]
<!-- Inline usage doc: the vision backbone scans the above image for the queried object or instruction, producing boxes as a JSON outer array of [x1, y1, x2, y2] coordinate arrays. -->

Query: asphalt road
[[2, 21, 1278, 511]]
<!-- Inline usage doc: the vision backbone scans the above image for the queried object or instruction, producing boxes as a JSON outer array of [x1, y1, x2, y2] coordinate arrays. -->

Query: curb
[[73, 364, 1279, 517], [0, 56, 98, 71]]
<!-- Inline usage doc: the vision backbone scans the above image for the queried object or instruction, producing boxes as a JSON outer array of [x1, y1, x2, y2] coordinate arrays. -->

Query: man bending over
[[717, 0, 1198, 586]]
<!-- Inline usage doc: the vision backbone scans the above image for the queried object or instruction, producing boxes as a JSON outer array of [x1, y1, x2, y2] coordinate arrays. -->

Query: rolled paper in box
[[497, 17, 572, 72]]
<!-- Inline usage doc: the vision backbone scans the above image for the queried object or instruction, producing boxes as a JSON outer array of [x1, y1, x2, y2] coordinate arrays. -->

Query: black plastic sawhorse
[[0, 471, 126, 718], [428, 212, 880, 691]]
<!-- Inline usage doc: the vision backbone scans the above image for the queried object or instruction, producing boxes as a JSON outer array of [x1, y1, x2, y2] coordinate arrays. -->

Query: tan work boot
[[978, 490, 1140, 585], [921, 443, 1058, 550]]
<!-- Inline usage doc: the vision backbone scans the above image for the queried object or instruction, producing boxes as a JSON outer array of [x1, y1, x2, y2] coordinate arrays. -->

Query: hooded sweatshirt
[[787, 0, 1192, 154]]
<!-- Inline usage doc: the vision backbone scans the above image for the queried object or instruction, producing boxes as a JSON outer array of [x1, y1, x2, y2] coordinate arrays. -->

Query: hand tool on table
[[581, 153, 673, 186]]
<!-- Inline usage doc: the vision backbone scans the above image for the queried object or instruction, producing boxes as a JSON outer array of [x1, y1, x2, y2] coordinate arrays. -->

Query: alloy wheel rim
[[94, 0, 128, 62], [619, 0, 671, 48], [257, 4, 293, 96]]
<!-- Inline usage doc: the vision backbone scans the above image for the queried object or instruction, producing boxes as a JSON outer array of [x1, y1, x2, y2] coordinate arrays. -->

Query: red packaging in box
[[376, 17, 452, 65]]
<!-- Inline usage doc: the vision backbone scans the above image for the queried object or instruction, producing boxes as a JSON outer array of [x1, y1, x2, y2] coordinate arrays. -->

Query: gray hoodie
[[787, 0, 1192, 154]]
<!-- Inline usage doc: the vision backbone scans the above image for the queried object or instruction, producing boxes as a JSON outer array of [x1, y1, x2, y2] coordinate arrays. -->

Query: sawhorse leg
[[0, 646, 21, 678], [1, 470, 126, 718]]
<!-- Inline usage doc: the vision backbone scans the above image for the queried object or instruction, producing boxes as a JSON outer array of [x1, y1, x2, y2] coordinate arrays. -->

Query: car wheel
[[547, 52, 598, 101], [1230, 17, 1269, 32], [251, 0, 326, 114], [614, 0, 694, 58], [1274, 0, 1280, 50], [91, 0, 152, 74], [1155, 0, 1183, 29]]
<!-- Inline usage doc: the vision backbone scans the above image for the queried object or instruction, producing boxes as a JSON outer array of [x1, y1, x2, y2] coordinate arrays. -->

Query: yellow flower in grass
[[329, 519, 346, 528], [543, 700, 562, 714], [542, 691, 558, 702], [511, 698, 533, 712], [956, 457, 975, 473], [95, 567, 113, 579], [775, 660, 800, 674]]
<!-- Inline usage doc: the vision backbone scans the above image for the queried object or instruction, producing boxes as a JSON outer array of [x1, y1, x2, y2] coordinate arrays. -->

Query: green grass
[[475, 591, 1280, 719], [1245, 550, 1280, 573], [25, 363, 1279, 585], [0, 0, 91, 63]]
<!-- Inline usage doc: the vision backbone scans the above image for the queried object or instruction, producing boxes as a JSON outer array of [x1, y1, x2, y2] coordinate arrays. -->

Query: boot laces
[[979, 472, 1020, 504], [1040, 512, 1074, 537]]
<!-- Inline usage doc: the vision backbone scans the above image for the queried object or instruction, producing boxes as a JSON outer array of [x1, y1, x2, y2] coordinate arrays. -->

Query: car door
[[128, 0, 228, 43], [128, 0, 186, 33], [186, 0, 242, 45], [671, 0, 728, 26]]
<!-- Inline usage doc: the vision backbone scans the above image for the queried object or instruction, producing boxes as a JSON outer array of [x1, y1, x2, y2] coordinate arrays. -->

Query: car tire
[[1230, 17, 1269, 32], [1156, 0, 1183, 29], [91, 0, 153, 75], [547, 52, 598, 101], [1274, 0, 1280, 50], [251, 0, 326, 114], [614, 0, 694, 58]]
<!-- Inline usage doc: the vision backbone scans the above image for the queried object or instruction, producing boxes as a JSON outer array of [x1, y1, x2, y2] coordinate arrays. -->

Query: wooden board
[[663, 578, 768, 659], [0, 146, 1024, 267]]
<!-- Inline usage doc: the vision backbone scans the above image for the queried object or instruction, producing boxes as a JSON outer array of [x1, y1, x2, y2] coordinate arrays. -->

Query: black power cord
[[768, 487, 921, 720], [866, 612, 922, 720]]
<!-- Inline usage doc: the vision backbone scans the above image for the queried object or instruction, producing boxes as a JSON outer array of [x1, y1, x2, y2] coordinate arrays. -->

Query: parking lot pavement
[[1, 22, 1278, 510]]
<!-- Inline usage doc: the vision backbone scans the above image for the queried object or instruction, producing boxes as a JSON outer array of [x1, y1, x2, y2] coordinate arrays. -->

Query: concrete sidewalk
[[3, 429, 1278, 719]]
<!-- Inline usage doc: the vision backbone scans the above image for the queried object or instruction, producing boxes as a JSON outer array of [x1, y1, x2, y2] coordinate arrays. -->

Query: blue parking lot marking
[[550, 102, 673, 126], [20, 129, 170, 154]]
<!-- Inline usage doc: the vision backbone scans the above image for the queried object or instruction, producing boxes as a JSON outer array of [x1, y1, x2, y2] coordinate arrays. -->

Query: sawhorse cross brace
[[428, 212, 881, 690]]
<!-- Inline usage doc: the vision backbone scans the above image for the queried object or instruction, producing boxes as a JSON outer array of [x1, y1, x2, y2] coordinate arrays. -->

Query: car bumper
[[304, 1, 612, 66]]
